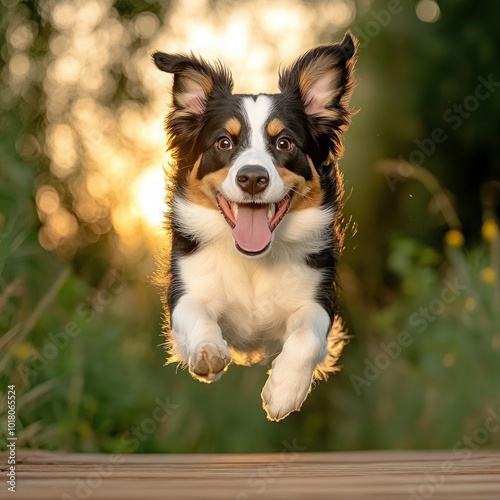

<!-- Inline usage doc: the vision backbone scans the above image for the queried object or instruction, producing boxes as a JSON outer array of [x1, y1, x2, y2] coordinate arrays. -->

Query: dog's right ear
[[152, 52, 233, 117], [153, 53, 233, 159]]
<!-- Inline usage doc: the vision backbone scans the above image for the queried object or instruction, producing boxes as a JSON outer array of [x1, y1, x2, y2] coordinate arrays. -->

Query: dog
[[153, 31, 357, 421]]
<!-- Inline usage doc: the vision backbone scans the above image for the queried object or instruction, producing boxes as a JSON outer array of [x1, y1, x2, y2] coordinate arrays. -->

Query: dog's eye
[[216, 137, 233, 151], [276, 137, 292, 151]]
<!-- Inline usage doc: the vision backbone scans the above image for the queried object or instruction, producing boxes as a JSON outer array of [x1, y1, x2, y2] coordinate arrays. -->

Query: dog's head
[[153, 32, 357, 256]]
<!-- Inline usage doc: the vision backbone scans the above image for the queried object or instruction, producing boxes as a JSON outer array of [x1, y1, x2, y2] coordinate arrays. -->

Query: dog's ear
[[152, 52, 233, 161], [279, 32, 358, 159], [153, 52, 233, 116]]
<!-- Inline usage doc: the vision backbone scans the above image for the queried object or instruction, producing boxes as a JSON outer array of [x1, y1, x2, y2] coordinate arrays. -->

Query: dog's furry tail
[[313, 316, 349, 381]]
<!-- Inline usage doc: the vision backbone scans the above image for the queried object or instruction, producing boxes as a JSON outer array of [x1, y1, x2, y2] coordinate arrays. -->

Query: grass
[[1, 146, 499, 452]]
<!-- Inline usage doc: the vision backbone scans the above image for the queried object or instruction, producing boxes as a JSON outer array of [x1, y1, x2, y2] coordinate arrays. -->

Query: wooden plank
[[1, 450, 499, 499]]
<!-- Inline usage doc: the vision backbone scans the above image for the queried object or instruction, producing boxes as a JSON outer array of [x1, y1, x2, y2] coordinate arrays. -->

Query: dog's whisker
[[289, 188, 314, 201]]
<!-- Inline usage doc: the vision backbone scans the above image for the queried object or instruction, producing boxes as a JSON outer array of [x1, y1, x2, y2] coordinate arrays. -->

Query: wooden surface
[[2, 450, 500, 499]]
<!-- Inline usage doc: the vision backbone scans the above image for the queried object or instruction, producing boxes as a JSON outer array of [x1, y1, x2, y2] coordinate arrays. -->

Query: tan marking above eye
[[267, 118, 286, 137], [223, 117, 241, 137]]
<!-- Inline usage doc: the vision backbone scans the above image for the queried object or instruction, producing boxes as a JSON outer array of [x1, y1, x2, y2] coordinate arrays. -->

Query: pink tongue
[[232, 205, 271, 253]]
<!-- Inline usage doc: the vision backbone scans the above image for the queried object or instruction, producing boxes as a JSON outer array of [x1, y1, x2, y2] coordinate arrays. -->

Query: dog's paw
[[189, 342, 231, 383], [261, 363, 313, 421]]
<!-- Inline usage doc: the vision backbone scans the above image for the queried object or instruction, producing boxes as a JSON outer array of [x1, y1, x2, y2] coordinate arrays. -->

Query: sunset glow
[[23, 0, 360, 252], [134, 167, 166, 230]]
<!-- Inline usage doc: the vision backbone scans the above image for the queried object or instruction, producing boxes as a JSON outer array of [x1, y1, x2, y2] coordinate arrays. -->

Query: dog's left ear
[[279, 32, 358, 157]]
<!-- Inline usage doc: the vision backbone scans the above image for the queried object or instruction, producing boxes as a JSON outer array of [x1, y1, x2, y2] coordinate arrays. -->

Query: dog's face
[[153, 33, 357, 256]]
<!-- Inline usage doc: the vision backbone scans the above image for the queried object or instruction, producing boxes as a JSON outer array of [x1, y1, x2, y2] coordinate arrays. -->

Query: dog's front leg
[[171, 295, 231, 383], [261, 303, 330, 421]]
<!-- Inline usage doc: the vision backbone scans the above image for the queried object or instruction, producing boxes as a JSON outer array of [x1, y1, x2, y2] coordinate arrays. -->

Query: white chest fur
[[178, 240, 322, 348], [172, 197, 334, 358]]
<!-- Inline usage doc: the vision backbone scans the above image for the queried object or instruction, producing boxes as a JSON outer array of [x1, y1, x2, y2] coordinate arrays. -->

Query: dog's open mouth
[[215, 192, 293, 255]]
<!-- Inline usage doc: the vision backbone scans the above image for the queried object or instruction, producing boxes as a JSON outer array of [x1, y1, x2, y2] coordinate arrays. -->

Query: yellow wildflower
[[12, 342, 33, 361], [480, 267, 496, 284], [482, 219, 498, 242], [445, 229, 464, 248], [77, 420, 93, 438]]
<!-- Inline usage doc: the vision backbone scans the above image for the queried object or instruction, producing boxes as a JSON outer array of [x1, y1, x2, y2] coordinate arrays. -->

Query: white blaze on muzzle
[[218, 95, 291, 255]]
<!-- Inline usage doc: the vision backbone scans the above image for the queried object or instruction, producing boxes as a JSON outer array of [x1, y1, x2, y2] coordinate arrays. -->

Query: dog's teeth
[[232, 203, 238, 219], [267, 204, 275, 222]]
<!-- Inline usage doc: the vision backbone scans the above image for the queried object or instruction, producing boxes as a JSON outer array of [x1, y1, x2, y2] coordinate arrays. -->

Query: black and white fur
[[153, 32, 357, 421]]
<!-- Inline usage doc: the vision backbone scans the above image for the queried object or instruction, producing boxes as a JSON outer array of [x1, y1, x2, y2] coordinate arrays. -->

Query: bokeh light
[[1, 0, 360, 256], [415, 0, 441, 23], [3, 0, 500, 457], [134, 166, 166, 230]]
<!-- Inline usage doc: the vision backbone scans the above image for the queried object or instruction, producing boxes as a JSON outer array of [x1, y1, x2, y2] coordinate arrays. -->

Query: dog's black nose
[[236, 166, 270, 196]]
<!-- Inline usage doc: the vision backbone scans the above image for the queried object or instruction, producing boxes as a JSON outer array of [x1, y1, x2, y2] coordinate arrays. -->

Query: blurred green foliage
[[1, 0, 499, 454]]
